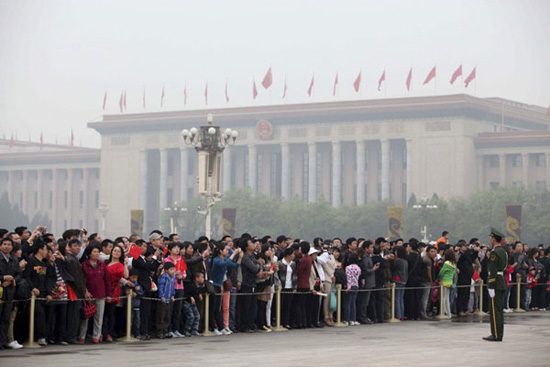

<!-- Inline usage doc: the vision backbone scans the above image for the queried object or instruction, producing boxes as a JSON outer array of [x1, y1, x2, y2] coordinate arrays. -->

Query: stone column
[[22, 170, 28, 215], [223, 146, 232, 193], [522, 153, 529, 188], [159, 148, 168, 209], [281, 143, 290, 200], [139, 149, 148, 210], [308, 142, 317, 202], [52, 169, 58, 236], [180, 148, 189, 202], [356, 140, 366, 205], [405, 139, 412, 202], [248, 145, 257, 193], [67, 169, 73, 229], [380, 139, 390, 200], [546, 153, 550, 189], [332, 141, 342, 207], [82, 168, 89, 227], [499, 154, 506, 187], [477, 155, 484, 190]]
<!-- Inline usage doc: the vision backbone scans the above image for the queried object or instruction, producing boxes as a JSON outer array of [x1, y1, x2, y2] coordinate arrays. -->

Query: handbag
[[81, 300, 96, 319], [205, 280, 216, 295], [329, 290, 337, 311], [14, 278, 31, 300]]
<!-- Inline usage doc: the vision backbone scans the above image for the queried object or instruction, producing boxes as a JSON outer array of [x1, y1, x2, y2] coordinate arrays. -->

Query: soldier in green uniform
[[483, 228, 508, 342]]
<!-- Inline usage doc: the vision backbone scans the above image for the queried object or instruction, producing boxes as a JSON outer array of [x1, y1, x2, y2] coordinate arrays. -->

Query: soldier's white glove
[[488, 289, 495, 298]]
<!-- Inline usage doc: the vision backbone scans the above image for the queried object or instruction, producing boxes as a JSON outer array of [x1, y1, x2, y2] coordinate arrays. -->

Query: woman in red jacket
[[103, 244, 129, 342], [78, 245, 111, 344]]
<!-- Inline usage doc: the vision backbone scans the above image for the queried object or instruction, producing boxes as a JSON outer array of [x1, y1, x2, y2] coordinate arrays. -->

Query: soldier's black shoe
[[482, 335, 496, 342]]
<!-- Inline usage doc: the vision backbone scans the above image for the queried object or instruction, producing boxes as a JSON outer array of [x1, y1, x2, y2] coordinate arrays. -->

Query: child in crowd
[[125, 268, 144, 338], [183, 272, 204, 337], [156, 262, 176, 339]]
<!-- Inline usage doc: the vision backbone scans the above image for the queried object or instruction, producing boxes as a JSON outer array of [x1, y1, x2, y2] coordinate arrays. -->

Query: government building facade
[[1, 94, 549, 238]]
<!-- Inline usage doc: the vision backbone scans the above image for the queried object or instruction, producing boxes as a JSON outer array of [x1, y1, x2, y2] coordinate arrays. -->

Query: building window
[[488, 155, 499, 168], [64, 191, 68, 209], [95, 190, 99, 208], [402, 149, 407, 169], [512, 155, 522, 167], [167, 155, 174, 176], [378, 147, 382, 170], [364, 184, 368, 202], [303, 152, 309, 202], [271, 153, 279, 197], [402, 183, 407, 204], [94, 220, 99, 232], [316, 151, 322, 199], [79, 191, 84, 208], [34, 192, 38, 209], [535, 154, 546, 167], [490, 182, 499, 189], [19, 193, 23, 208], [95, 169, 100, 179], [365, 149, 369, 170], [167, 188, 173, 206], [244, 153, 249, 188], [49, 191, 53, 209], [389, 183, 393, 200], [536, 181, 546, 191], [377, 183, 382, 201]]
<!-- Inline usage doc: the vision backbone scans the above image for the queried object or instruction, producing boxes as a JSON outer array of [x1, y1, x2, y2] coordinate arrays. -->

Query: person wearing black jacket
[[456, 242, 474, 316], [239, 237, 263, 332], [24, 241, 56, 346], [0, 238, 22, 349], [404, 241, 423, 321], [132, 245, 161, 340], [64, 239, 87, 344], [371, 245, 386, 323]]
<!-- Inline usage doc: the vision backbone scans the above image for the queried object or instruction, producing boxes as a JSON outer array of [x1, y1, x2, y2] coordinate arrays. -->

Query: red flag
[[353, 71, 361, 92], [225, 81, 229, 103], [282, 76, 287, 99], [102, 90, 107, 110], [161, 86, 165, 107], [333, 73, 338, 96], [128, 243, 142, 260], [119, 92, 123, 113], [183, 84, 187, 106], [123, 90, 127, 110], [204, 83, 208, 105], [253, 79, 258, 99], [261, 67, 273, 89], [378, 69, 386, 91], [423, 66, 436, 85], [143, 88, 146, 109], [308, 75, 314, 96], [464, 67, 476, 88], [406, 68, 412, 91], [450, 65, 462, 85], [70, 129, 74, 149]]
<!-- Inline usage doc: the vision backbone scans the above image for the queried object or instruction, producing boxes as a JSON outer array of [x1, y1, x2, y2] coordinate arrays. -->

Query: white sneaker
[[503, 308, 512, 313], [37, 338, 48, 346], [222, 328, 233, 335], [220, 328, 231, 335], [213, 329, 222, 336], [174, 331, 185, 338], [8, 341, 23, 349]]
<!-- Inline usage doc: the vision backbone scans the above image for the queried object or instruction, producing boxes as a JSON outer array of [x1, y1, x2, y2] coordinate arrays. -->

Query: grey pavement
[[1, 312, 550, 367]]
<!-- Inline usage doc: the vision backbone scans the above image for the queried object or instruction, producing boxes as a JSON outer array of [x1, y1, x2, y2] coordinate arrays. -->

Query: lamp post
[[412, 196, 438, 242], [181, 113, 237, 239], [163, 201, 188, 234], [97, 203, 110, 237]]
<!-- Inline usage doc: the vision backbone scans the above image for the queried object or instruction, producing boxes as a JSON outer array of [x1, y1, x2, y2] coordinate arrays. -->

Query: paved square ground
[[1, 312, 549, 367]]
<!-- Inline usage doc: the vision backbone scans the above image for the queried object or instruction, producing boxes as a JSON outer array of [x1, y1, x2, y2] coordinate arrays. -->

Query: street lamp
[[97, 202, 110, 237], [181, 113, 237, 239], [412, 196, 438, 242], [163, 201, 188, 234]]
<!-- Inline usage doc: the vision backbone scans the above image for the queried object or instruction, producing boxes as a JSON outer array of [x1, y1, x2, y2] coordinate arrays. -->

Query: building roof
[[474, 131, 550, 149], [88, 94, 550, 134]]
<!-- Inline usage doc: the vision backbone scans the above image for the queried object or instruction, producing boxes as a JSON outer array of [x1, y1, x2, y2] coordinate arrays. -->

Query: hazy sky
[[1, 0, 549, 148]]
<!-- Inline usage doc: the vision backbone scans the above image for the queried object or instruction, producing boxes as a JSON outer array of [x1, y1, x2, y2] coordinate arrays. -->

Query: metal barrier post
[[435, 283, 447, 320], [333, 284, 346, 327], [23, 294, 40, 348], [121, 290, 138, 342], [477, 280, 487, 316], [272, 286, 287, 332], [513, 281, 525, 313], [203, 292, 214, 336], [388, 283, 399, 323]]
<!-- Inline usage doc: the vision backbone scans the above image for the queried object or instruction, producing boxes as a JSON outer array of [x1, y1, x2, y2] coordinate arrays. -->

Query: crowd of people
[[1, 226, 550, 350]]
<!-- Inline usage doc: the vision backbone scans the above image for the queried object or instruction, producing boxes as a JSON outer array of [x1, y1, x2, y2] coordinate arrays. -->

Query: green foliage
[[0, 192, 50, 231], [161, 187, 550, 245]]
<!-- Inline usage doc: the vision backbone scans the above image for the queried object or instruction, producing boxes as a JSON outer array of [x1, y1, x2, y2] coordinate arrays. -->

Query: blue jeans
[[343, 286, 358, 322], [131, 308, 140, 336], [183, 301, 200, 333], [395, 283, 405, 319], [212, 285, 223, 331], [229, 287, 237, 329]]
